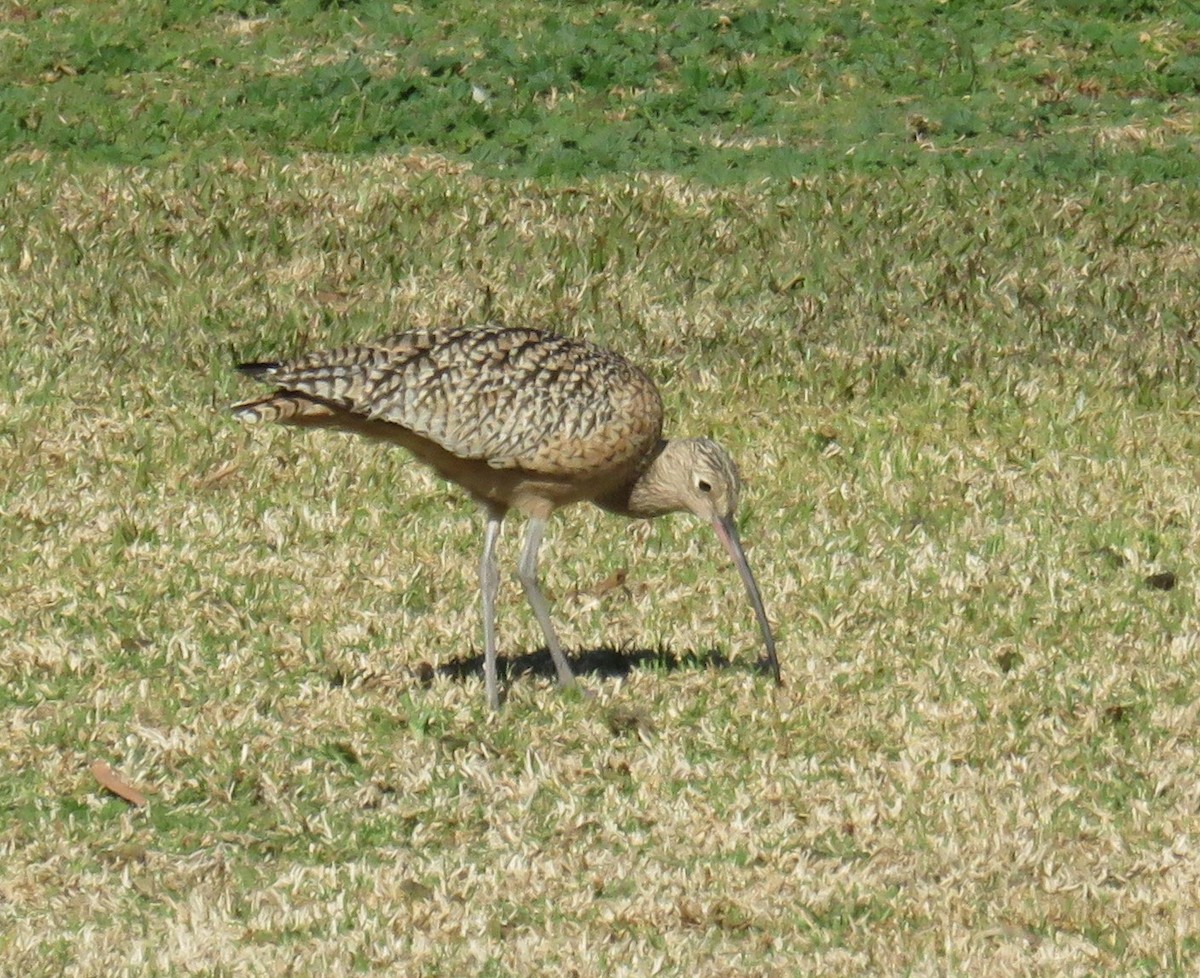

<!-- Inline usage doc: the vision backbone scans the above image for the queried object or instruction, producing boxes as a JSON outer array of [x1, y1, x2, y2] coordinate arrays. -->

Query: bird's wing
[[240, 324, 664, 477]]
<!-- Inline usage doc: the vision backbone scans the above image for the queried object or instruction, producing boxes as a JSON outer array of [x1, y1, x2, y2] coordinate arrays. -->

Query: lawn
[[2, 1, 1200, 975]]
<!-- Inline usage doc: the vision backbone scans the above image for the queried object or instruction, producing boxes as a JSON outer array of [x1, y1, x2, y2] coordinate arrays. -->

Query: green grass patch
[[3, 0, 1199, 181]]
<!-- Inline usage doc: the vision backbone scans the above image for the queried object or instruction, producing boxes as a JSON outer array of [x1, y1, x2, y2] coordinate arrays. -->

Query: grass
[[3, 1, 1200, 976], [3, 0, 1199, 180]]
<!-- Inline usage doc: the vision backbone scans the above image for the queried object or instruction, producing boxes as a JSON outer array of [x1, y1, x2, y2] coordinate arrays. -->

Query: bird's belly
[[438, 459, 634, 520]]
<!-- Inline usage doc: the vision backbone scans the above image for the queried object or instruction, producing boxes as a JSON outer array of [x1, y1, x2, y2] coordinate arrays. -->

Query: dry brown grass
[[2, 155, 1200, 975]]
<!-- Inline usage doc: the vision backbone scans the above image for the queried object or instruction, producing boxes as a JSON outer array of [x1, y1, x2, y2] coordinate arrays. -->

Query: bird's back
[[233, 324, 664, 488]]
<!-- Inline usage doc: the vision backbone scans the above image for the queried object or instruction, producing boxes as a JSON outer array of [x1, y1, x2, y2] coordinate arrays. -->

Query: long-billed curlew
[[231, 323, 780, 709]]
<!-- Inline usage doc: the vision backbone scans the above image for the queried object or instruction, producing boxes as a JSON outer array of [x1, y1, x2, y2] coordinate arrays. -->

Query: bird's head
[[635, 437, 781, 686], [676, 438, 742, 523]]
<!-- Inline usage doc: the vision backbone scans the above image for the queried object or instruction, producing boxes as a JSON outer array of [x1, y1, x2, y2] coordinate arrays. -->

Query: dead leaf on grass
[[197, 458, 239, 488], [90, 760, 148, 807]]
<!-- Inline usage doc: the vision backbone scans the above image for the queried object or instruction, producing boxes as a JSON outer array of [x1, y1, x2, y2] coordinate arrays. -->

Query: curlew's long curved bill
[[712, 516, 782, 685]]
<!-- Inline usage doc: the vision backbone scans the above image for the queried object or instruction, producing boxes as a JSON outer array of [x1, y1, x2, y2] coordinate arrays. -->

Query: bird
[[231, 323, 780, 710]]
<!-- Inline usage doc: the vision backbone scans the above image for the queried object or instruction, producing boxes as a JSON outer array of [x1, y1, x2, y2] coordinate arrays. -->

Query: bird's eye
[[697, 479, 712, 493]]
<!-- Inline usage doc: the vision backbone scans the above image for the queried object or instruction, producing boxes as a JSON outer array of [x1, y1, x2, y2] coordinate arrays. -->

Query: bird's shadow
[[416, 644, 772, 687]]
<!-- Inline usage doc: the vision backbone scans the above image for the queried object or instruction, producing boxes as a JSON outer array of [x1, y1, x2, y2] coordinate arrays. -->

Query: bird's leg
[[480, 509, 504, 711], [516, 516, 579, 692]]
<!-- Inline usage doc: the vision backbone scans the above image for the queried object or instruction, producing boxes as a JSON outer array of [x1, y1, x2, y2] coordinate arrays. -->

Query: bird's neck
[[594, 440, 679, 518]]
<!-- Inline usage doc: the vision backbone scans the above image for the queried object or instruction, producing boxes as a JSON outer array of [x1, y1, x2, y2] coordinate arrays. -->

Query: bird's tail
[[232, 359, 331, 423], [235, 361, 281, 380], [230, 392, 338, 425]]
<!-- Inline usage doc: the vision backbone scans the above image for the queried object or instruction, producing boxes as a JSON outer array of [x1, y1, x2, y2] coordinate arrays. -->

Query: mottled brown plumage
[[234, 325, 664, 519], [232, 323, 779, 709]]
